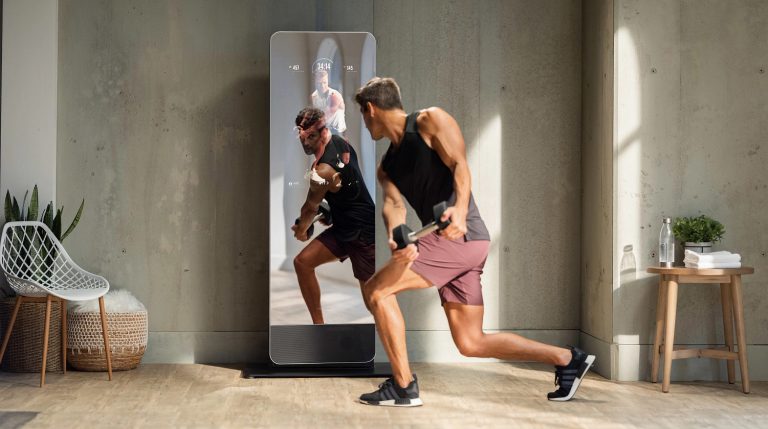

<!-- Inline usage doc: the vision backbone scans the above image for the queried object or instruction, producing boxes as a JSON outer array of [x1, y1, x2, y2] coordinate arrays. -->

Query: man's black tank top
[[317, 135, 375, 243], [381, 111, 490, 241]]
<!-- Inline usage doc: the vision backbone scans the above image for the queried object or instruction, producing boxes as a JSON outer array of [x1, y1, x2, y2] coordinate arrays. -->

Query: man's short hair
[[354, 77, 403, 111], [313, 69, 328, 80], [295, 107, 325, 129]]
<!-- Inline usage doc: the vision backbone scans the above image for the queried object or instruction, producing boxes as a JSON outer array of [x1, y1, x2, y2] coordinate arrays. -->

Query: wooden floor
[[1, 363, 767, 428]]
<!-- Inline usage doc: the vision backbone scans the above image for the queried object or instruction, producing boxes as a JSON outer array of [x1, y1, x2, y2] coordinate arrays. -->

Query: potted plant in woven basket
[[0, 185, 84, 373], [67, 289, 148, 371], [672, 214, 725, 254]]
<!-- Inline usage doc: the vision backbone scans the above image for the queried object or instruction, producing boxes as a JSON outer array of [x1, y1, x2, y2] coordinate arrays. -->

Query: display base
[[241, 362, 391, 379]]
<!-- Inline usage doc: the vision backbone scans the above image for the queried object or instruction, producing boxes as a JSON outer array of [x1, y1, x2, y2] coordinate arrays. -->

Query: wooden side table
[[646, 266, 754, 393]]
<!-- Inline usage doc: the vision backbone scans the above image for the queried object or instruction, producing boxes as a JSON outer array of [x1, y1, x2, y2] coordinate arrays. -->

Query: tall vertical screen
[[269, 32, 377, 366]]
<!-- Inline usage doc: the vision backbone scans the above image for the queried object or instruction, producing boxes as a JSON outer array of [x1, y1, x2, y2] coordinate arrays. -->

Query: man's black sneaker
[[359, 375, 422, 407], [547, 347, 595, 401]]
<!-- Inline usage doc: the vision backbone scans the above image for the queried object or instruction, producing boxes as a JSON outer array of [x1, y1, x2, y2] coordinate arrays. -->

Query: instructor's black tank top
[[317, 135, 375, 243], [381, 111, 490, 241]]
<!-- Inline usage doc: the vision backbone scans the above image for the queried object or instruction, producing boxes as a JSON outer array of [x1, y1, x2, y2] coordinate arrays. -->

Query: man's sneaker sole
[[359, 397, 423, 407], [548, 354, 595, 402]]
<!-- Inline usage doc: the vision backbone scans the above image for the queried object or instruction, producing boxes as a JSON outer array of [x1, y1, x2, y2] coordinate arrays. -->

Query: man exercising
[[291, 107, 375, 324], [355, 78, 594, 406], [311, 70, 347, 136]]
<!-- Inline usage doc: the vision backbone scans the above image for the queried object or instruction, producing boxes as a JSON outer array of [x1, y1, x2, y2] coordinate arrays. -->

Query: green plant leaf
[[4, 191, 11, 222], [28, 185, 39, 221], [42, 202, 54, 230], [20, 190, 28, 221], [53, 208, 62, 239], [672, 215, 725, 243], [11, 197, 20, 222], [61, 199, 84, 241]]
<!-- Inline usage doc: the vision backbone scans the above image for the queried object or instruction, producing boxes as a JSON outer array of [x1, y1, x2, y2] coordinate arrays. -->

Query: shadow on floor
[[0, 411, 37, 429]]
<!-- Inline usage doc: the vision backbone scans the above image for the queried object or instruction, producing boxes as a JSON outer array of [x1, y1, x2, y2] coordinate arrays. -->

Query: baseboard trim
[[143, 329, 579, 364], [579, 332, 612, 379], [144, 330, 768, 381], [144, 331, 268, 364], [613, 342, 768, 382], [386, 329, 580, 363]]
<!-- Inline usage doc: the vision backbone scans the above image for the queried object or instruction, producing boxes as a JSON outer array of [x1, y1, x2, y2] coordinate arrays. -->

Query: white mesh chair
[[0, 221, 112, 386]]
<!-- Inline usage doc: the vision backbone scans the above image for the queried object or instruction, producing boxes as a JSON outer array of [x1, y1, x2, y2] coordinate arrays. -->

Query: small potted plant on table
[[672, 214, 725, 254]]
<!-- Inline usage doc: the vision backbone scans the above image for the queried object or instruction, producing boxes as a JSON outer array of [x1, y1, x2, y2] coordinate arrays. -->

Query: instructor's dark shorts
[[316, 228, 375, 282], [410, 232, 490, 306]]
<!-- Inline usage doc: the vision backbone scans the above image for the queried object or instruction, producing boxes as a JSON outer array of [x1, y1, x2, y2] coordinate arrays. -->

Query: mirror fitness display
[[268, 32, 377, 367]]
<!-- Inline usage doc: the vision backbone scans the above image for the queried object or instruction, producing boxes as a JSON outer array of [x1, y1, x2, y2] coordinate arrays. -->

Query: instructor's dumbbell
[[392, 201, 451, 250], [294, 200, 332, 239]]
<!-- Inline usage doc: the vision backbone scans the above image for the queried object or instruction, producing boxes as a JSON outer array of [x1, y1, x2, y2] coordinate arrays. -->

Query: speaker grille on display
[[270, 324, 375, 366]]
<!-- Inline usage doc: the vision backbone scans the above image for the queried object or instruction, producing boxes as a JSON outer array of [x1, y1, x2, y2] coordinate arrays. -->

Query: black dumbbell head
[[433, 201, 451, 230], [392, 224, 414, 250], [318, 200, 332, 226], [294, 217, 315, 239]]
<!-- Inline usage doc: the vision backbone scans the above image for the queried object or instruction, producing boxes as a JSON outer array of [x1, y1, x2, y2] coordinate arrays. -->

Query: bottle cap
[[663, 217, 671, 223]]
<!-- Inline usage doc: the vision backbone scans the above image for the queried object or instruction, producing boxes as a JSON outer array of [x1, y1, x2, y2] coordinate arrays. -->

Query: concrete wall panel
[[55, 0, 583, 361]]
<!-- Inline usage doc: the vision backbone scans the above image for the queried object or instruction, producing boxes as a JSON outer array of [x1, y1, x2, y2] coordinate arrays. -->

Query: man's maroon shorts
[[410, 232, 490, 306], [316, 228, 376, 282]]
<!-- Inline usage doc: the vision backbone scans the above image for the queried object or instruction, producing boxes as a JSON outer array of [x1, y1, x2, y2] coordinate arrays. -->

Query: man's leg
[[443, 303, 571, 365], [444, 302, 595, 401], [293, 239, 338, 324], [363, 262, 432, 388]]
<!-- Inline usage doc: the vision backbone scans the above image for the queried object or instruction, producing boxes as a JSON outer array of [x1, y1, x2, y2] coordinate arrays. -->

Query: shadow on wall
[[613, 11, 738, 381], [201, 75, 270, 332], [614, 244, 654, 380]]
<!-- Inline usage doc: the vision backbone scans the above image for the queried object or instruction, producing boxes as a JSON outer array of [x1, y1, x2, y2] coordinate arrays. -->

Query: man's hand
[[291, 224, 309, 242], [329, 171, 342, 190], [439, 206, 468, 241], [388, 238, 419, 265]]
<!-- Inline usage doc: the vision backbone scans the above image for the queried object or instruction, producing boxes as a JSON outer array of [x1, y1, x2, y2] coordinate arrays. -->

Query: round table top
[[647, 266, 754, 275]]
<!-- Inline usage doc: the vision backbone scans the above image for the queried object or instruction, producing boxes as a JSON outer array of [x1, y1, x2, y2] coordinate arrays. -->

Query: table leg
[[651, 276, 667, 383], [720, 282, 735, 384], [662, 276, 678, 393], [731, 275, 750, 394]]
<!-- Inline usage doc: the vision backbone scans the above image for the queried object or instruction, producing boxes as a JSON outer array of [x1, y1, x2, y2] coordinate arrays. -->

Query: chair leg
[[61, 298, 68, 375], [651, 277, 667, 383], [731, 275, 750, 394], [0, 295, 24, 364], [662, 277, 679, 393], [41, 294, 53, 387], [720, 283, 735, 384], [98, 296, 113, 381]]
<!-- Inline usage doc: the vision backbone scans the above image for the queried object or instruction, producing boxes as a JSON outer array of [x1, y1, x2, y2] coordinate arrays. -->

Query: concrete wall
[[52, 0, 583, 363], [373, 0, 582, 361], [611, 0, 768, 381], [580, 0, 614, 378], [56, 0, 374, 363], [1, 0, 58, 215]]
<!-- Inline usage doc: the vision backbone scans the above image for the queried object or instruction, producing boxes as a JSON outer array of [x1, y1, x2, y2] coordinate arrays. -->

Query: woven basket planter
[[67, 311, 148, 371], [0, 297, 63, 373]]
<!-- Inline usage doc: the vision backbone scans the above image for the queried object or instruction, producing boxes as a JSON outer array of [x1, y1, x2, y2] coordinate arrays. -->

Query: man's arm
[[327, 90, 345, 116], [293, 163, 340, 241], [377, 165, 407, 241], [417, 107, 470, 240]]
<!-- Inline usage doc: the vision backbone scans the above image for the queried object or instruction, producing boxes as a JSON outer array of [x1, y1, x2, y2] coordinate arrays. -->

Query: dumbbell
[[294, 200, 332, 239], [392, 201, 451, 250]]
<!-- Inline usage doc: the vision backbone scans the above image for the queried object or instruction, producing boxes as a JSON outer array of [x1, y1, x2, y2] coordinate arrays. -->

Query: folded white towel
[[684, 261, 742, 269], [684, 250, 741, 263]]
